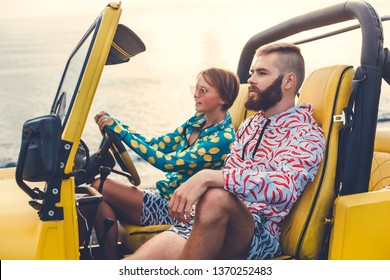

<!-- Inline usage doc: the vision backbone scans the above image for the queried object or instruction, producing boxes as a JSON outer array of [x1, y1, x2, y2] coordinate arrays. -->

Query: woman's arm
[[117, 128, 233, 172]]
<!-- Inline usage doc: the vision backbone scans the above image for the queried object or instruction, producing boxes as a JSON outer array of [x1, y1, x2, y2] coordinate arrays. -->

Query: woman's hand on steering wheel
[[94, 111, 114, 130], [94, 111, 141, 186]]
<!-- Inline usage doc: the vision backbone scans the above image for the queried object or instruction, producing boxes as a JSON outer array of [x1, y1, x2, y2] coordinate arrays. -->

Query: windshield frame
[[50, 16, 102, 127]]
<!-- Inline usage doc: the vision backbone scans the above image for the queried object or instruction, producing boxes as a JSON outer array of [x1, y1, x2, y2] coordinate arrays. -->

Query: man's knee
[[196, 188, 236, 221]]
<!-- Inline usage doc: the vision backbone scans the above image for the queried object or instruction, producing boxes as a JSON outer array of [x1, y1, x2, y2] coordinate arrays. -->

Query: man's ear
[[284, 72, 296, 91]]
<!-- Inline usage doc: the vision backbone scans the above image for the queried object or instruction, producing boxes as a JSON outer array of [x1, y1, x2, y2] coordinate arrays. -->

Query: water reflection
[[0, 1, 389, 187]]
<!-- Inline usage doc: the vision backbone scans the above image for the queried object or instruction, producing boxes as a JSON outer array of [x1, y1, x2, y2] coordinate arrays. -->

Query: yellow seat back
[[279, 65, 354, 259], [228, 84, 256, 131], [369, 128, 390, 191]]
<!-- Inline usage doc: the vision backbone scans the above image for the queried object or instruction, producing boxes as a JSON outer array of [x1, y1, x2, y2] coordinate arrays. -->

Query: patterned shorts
[[140, 189, 177, 225], [140, 189, 281, 260], [246, 214, 281, 260]]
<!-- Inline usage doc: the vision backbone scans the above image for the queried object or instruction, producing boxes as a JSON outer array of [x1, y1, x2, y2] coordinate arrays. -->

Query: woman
[[92, 67, 239, 259]]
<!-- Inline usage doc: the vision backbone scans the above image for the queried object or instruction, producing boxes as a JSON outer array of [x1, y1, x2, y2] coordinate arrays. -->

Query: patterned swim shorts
[[168, 211, 281, 260], [246, 214, 281, 260], [140, 189, 176, 226], [140, 189, 281, 259]]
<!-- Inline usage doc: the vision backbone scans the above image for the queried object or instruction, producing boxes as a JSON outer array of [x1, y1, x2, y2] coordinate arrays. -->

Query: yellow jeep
[[0, 1, 390, 260]]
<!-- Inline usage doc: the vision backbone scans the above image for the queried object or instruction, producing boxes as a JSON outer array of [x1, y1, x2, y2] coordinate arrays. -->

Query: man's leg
[[180, 188, 254, 259], [124, 231, 187, 260]]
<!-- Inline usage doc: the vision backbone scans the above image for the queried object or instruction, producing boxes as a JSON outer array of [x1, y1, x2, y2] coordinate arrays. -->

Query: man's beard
[[245, 75, 284, 112]]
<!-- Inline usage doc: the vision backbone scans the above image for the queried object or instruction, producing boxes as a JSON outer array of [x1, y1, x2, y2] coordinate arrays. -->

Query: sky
[[1, 0, 387, 19], [0, 0, 110, 19]]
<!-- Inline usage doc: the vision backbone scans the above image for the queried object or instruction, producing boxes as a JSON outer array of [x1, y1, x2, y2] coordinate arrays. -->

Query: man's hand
[[168, 169, 224, 223]]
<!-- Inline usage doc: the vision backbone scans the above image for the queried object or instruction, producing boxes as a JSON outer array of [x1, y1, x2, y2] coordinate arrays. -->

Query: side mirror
[[15, 115, 62, 198]]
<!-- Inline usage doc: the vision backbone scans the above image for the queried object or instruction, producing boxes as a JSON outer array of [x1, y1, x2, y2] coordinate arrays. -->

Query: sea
[[0, 0, 389, 187]]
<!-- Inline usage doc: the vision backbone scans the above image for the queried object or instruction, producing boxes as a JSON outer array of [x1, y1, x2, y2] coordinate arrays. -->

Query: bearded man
[[125, 42, 325, 260]]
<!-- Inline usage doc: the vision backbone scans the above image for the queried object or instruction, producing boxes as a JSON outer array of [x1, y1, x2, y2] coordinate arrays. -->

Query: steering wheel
[[98, 127, 141, 186]]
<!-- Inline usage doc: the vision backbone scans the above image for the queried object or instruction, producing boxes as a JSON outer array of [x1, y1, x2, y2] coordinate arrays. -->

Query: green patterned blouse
[[106, 112, 235, 199]]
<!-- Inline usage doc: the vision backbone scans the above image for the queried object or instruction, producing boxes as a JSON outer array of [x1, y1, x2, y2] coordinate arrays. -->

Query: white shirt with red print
[[223, 103, 325, 237]]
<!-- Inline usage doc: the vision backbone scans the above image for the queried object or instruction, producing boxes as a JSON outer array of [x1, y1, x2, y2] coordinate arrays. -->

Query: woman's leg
[[91, 178, 144, 259]]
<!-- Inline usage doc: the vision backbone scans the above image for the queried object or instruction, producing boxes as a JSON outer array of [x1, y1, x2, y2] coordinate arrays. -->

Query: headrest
[[298, 65, 353, 136]]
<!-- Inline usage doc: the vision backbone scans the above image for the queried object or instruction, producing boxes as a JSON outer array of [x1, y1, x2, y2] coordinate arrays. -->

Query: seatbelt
[[320, 69, 366, 259], [333, 72, 366, 196]]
